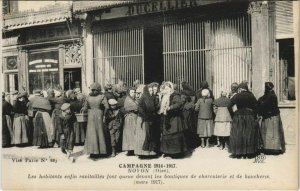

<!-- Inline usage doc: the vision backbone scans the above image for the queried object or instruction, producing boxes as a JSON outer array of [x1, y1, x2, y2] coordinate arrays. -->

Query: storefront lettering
[[25, 26, 79, 43], [126, 0, 198, 16]]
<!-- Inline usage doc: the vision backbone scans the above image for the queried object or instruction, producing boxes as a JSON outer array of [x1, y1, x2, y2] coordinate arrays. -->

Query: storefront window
[[28, 51, 59, 93], [3, 56, 18, 92]]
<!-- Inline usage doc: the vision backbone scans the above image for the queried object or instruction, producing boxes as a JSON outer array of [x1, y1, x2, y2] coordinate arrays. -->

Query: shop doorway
[[144, 25, 164, 84], [64, 68, 82, 91]]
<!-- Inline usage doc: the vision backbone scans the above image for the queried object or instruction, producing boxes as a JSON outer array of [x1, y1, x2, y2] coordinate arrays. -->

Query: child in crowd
[[195, 89, 214, 148], [213, 90, 232, 150], [106, 99, 123, 157], [60, 103, 76, 161]]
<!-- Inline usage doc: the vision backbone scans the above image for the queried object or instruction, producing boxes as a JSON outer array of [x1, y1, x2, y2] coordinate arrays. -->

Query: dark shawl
[[257, 90, 280, 119]]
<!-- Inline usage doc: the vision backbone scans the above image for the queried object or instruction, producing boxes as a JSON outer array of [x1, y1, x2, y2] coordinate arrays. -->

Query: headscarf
[[89, 82, 101, 96], [238, 82, 249, 92], [140, 85, 155, 109], [158, 81, 174, 115], [200, 81, 209, 89], [181, 81, 195, 96], [264, 82, 274, 95]]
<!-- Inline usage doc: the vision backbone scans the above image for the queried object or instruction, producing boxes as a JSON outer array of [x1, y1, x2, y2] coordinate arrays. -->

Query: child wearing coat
[[105, 99, 123, 157], [213, 91, 232, 150], [195, 89, 214, 148], [60, 103, 76, 161]]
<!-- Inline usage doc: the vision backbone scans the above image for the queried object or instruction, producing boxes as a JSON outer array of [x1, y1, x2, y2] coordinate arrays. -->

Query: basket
[[75, 111, 88, 122]]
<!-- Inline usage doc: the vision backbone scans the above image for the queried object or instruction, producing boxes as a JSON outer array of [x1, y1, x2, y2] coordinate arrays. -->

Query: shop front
[[91, 0, 252, 97], [17, 23, 84, 94]]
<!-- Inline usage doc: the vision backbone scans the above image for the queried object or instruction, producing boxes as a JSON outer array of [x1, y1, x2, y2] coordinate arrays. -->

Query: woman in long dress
[[159, 82, 187, 158], [69, 93, 86, 145], [82, 83, 110, 158], [228, 82, 261, 158], [122, 87, 138, 155], [12, 92, 29, 146], [2, 92, 13, 147], [258, 82, 285, 154], [32, 93, 53, 148], [134, 85, 157, 157]]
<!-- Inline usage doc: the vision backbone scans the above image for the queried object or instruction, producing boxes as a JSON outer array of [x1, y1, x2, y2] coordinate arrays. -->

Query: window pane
[[28, 51, 59, 94], [5, 73, 18, 92]]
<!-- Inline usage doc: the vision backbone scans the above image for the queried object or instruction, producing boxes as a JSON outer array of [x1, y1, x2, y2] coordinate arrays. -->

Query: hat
[[17, 92, 27, 98], [90, 83, 101, 90], [32, 97, 51, 110], [105, 83, 113, 90], [201, 89, 210, 97], [108, 99, 118, 105], [61, 103, 71, 111], [54, 90, 62, 97], [136, 84, 145, 93]]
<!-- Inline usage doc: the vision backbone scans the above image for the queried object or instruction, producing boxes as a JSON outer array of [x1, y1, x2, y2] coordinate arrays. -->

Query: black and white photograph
[[1, 0, 299, 190]]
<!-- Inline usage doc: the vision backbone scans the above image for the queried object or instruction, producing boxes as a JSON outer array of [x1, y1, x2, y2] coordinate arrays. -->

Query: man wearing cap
[[105, 99, 122, 157], [60, 103, 76, 160]]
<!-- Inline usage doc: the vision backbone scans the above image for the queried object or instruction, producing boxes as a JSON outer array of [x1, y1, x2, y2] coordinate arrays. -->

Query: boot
[[206, 138, 210, 148], [200, 138, 205, 148], [217, 137, 221, 147], [111, 147, 116, 157]]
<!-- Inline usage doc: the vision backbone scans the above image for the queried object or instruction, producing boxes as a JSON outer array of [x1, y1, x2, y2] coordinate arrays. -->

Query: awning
[[3, 5, 72, 30], [73, 1, 133, 13]]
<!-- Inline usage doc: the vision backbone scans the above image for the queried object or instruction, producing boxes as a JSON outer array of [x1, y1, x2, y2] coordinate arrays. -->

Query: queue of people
[[2, 80, 286, 160]]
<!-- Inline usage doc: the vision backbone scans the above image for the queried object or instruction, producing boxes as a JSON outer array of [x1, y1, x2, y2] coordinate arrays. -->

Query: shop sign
[[29, 57, 59, 73], [100, 0, 221, 20], [126, 0, 198, 16], [25, 25, 80, 44]]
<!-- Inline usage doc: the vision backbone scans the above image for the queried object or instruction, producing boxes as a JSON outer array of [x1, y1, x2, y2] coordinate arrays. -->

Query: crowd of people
[[2, 79, 286, 161]]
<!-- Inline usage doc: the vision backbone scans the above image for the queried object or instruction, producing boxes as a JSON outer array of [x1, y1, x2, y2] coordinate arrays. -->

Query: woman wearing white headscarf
[[159, 82, 187, 158]]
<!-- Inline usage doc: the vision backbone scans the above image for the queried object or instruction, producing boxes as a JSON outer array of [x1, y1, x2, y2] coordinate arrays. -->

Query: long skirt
[[228, 114, 260, 155], [33, 112, 53, 147], [134, 116, 156, 156], [12, 114, 29, 144], [2, 115, 13, 147], [84, 108, 110, 155], [214, 122, 232, 137], [74, 121, 86, 145], [197, 119, 214, 137], [122, 113, 137, 151], [160, 116, 188, 154], [52, 109, 63, 145], [260, 115, 285, 152]]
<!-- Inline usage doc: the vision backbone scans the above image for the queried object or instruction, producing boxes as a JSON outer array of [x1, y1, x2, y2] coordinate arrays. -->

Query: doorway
[[144, 25, 164, 84], [64, 68, 82, 91]]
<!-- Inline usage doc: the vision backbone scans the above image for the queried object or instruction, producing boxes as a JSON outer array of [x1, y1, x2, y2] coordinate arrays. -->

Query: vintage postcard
[[1, 0, 299, 190]]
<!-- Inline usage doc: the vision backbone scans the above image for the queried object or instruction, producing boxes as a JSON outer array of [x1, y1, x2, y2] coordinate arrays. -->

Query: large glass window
[[28, 51, 59, 93]]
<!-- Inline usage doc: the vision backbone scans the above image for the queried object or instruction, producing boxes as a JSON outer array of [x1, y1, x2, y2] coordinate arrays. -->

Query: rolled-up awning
[[3, 5, 72, 30], [72, 1, 132, 13]]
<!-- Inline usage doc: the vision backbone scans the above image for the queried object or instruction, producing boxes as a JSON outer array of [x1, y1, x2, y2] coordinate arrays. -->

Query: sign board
[[24, 24, 80, 44], [100, 0, 225, 20]]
